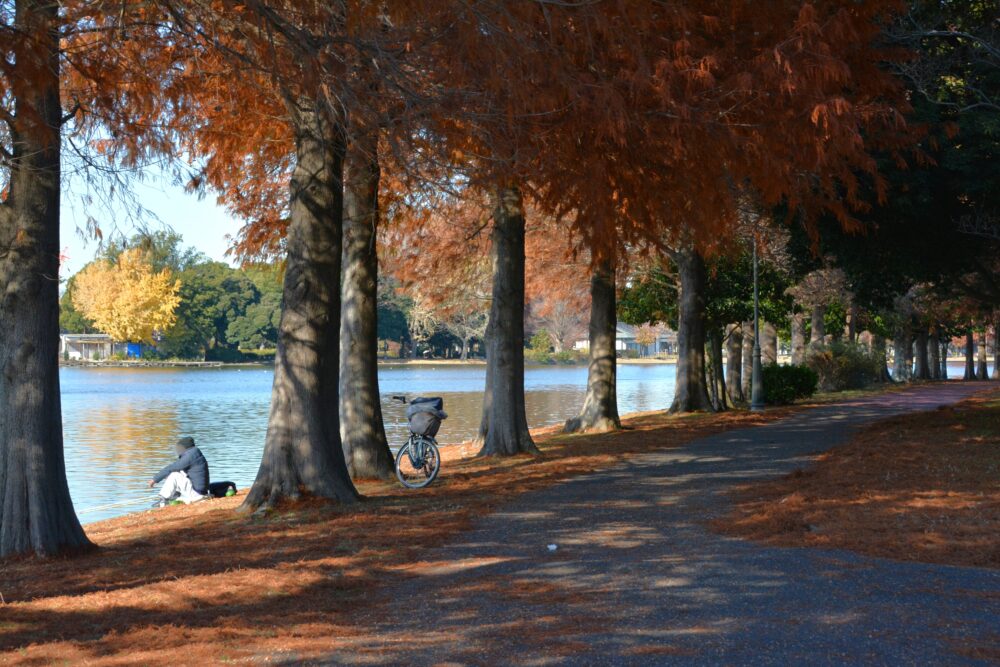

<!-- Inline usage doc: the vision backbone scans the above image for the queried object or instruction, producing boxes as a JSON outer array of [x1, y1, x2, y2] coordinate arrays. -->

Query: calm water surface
[[62, 363, 678, 523]]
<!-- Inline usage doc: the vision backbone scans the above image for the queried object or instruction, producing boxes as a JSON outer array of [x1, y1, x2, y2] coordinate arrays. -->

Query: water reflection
[[62, 363, 679, 522], [62, 361, 985, 523]]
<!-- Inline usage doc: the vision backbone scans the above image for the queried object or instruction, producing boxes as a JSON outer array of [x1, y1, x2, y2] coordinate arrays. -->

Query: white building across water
[[59, 333, 115, 360]]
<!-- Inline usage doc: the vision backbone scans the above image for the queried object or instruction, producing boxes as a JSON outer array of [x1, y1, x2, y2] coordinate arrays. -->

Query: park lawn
[[0, 403, 800, 665], [716, 388, 1000, 570]]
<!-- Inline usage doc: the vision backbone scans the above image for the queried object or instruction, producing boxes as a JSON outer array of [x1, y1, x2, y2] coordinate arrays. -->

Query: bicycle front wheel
[[395, 436, 441, 489]]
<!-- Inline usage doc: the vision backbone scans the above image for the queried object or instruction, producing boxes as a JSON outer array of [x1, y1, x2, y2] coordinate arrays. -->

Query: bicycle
[[391, 395, 445, 489]]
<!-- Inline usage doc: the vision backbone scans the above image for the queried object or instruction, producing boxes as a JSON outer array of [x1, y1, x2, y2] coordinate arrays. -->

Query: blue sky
[[59, 167, 242, 278]]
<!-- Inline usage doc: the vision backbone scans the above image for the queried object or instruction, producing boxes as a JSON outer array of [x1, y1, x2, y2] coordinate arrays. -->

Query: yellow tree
[[72, 248, 181, 343]]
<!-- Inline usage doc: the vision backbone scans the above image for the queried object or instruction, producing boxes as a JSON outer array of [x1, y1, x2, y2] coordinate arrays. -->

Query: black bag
[[208, 481, 238, 498], [408, 411, 442, 437]]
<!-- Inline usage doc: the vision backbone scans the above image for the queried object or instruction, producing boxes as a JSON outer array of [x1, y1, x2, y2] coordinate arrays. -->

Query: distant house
[[574, 322, 677, 356], [60, 333, 115, 360]]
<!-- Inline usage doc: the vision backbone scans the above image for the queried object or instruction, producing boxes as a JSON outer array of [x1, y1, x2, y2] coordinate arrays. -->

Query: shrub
[[553, 350, 581, 364], [524, 347, 553, 364], [761, 363, 818, 405], [805, 342, 882, 392], [529, 330, 552, 352], [206, 346, 249, 363]]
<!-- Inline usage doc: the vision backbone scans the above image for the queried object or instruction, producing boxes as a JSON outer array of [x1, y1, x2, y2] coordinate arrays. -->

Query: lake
[[61, 359, 989, 523], [61, 362, 679, 523]]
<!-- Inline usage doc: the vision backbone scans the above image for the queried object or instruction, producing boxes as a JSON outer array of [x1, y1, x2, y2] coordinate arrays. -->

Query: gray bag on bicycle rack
[[406, 397, 446, 437]]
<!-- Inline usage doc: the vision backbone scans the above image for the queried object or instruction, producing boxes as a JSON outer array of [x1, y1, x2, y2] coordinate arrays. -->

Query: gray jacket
[[154, 446, 210, 495]]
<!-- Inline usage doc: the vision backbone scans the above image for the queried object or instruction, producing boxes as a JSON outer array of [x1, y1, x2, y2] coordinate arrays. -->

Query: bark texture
[[892, 327, 911, 382], [994, 324, 999, 381], [339, 125, 392, 480], [964, 331, 976, 381], [741, 321, 753, 398], [0, 1, 92, 558], [810, 305, 826, 347], [725, 324, 743, 404], [707, 329, 728, 411], [976, 330, 989, 380], [872, 334, 892, 383], [565, 253, 620, 433], [929, 328, 941, 380], [478, 187, 538, 456], [669, 247, 713, 413], [761, 321, 778, 365], [243, 99, 359, 510], [914, 328, 930, 380], [790, 312, 807, 365]]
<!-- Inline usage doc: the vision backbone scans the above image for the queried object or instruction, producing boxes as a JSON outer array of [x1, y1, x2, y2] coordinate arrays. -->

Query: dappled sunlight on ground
[[0, 401, 790, 664], [716, 390, 1000, 569]]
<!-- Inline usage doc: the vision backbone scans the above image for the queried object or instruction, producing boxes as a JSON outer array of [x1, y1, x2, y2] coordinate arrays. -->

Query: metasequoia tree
[[72, 248, 181, 342], [669, 246, 713, 412], [144, 1, 410, 508], [564, 237, 620, 432], [557, 2, 906, 413], [0, 0, 93, 558], [0, 0, 165, 557], [340, 121, 392, 479]]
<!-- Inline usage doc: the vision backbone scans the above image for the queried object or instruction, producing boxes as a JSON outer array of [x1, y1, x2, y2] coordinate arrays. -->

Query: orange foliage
[[53, 1, 913, 267]]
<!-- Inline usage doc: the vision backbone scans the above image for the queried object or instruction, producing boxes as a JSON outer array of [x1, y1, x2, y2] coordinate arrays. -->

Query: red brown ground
[[715, 389, 1000, 570], [0, 406, 793, 665]]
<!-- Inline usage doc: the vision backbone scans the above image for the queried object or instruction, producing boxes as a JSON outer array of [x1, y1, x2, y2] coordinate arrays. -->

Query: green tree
[[160, 261, 259, 359], [227, 292, 281, 349]]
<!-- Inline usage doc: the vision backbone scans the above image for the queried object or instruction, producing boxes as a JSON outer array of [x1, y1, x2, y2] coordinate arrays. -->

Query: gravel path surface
[[322, 383, 1000, 665]]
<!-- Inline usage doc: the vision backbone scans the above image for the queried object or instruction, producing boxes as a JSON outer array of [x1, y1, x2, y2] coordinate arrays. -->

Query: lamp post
[[750, 232, 765, 411]]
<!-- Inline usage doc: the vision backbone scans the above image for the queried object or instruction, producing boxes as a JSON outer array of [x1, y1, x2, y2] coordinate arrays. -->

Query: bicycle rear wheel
[[395, 436, 440, 489]]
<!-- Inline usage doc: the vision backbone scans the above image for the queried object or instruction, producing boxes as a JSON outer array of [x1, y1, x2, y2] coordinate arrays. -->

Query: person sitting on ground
[[149, 436, 210, 507]]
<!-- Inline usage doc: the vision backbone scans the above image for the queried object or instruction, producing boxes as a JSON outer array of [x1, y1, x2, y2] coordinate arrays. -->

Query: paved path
[[323, 383, 1000, 665]]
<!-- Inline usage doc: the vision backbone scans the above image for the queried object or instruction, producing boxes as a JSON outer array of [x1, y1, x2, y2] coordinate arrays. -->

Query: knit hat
[[176, 436, 195, 449]]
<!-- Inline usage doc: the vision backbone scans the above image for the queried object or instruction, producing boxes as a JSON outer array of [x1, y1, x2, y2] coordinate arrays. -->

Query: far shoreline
[[60, 356, 685, 369]]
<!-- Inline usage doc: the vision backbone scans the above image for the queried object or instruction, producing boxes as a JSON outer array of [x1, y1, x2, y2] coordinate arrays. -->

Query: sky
[[59, 166, 243, 278]]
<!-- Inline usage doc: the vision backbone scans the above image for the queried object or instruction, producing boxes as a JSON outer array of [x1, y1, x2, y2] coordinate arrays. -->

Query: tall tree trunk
[[707, 329, 728, 411], [963, 331, 976, 381], [565, 251, 620, 433], [790, 312, 807, 365], [976, 329, 989, 380], [993, 323, 999, 381], [914, 327, 930, 380], [904, 333, 914, 380], [726, 324, 743, 403], [460, 337, 470, 361], [846, 302, 858, 342], [741, 320, 752, 398], [243, 99, 358, 510], [810, 305, 826, 347], [872, 334, 892, 383], [761, 321, 777, 365], [941, 339, 949, 379], [478, 186, 537, 456], [892, 326, 910, 382], [0, 1, 92, 558], [669, 247, 713, 413], [929, 327, 941, 380], [339, 123, 392, 480]]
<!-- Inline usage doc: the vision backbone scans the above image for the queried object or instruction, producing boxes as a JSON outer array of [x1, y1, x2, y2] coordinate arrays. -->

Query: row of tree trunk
[[892, 324, 997, 383]]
